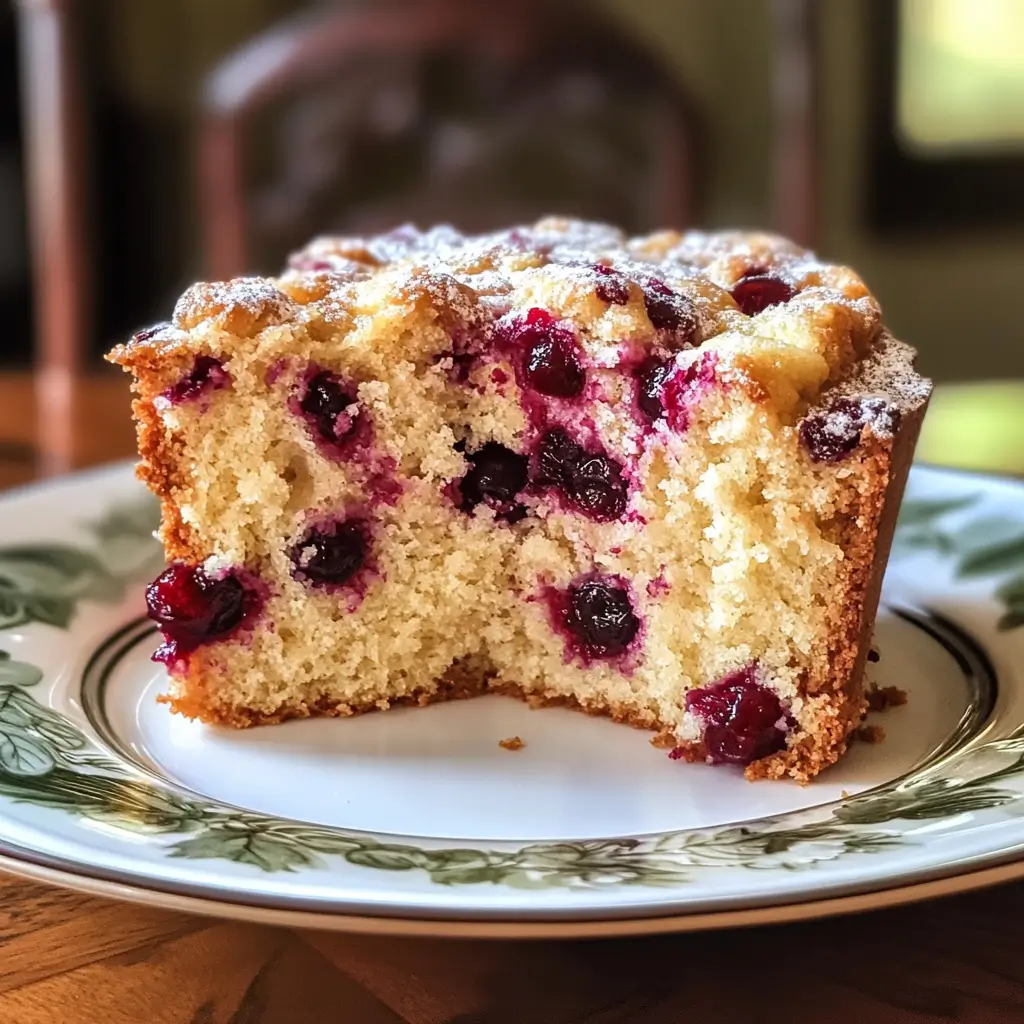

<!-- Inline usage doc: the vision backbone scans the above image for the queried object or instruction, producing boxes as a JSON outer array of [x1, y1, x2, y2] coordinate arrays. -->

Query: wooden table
[[1, 371, 1023, 1023]]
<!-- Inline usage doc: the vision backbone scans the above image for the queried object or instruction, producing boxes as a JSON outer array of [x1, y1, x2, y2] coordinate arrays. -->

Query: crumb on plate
[[650, 729, 676, 750], [855, 724, 885, 744], [866, 684, 908, 713]]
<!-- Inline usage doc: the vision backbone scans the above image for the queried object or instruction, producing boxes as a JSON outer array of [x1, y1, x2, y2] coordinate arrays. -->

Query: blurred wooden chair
[[14, 0, 88, 477], [198, 0, 703, 279], [199, 0, 820, 280]]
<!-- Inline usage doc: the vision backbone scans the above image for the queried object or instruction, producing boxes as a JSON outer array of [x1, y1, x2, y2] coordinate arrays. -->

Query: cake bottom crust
[[160, 672, 863, 783]]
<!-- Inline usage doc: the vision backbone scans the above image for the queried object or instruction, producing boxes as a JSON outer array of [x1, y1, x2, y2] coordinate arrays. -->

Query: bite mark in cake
[[109, 217, 932, 781]]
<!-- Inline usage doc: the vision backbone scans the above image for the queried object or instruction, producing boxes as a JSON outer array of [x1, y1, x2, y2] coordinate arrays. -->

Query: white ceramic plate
[[0, 461, 1022, 937]]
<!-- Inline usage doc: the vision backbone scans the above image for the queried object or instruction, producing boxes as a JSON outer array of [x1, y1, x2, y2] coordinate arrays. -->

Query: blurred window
[[867, 0, 1024, 232], [897, 0, 1024, 154]]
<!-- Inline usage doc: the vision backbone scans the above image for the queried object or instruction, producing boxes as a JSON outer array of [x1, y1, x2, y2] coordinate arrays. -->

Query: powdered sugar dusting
[[171, 279, 299, 333], [118, 219, 929, 445], [828, 332, 932, 411]]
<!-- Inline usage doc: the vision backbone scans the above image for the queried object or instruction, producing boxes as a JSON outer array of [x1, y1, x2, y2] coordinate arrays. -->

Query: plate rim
[[0, 459, 1023, 931], [0, 844, 1021, 938]]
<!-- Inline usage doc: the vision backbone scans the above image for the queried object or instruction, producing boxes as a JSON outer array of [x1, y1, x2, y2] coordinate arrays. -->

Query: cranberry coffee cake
[[109, 218, 931, 781]]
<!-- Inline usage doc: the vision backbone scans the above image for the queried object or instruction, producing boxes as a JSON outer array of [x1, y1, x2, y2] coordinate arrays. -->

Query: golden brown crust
[[745, 346, 930, 782], [108, 327, 207, 562], [163, 673, 670, 734], [133, 393, 204, 562], [160, 674, 488, 727]]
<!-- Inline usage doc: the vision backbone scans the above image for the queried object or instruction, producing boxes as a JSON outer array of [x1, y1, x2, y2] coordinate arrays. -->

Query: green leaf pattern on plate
[[896, 492, 1024, 631], [0, 636, 1020, 886], [0, 495, 162, 632], [0, 489, 1019, 885]]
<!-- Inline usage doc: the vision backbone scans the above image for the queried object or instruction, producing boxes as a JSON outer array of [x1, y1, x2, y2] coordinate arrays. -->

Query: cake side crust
[[746, 334, 928, 779], [161, 674, 669, 734]]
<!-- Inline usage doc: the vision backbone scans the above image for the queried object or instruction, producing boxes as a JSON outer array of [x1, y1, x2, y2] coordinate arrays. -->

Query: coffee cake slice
[[109, 218, 931, 781]]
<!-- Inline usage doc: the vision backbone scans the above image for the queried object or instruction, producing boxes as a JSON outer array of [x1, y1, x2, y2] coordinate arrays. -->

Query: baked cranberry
[[498, 308, 586, 398], [161, 356, 230, 405], [146, 564, 246, 658], [521, 313, 585, 397], [132, 321, 171, 343], [731, 273, 795, 316], [533, 429, 628, 521], [636, 357, 673, 421], [684, 665, 789, 765], [799, 397, 899, 464], [458, 442, 529, 522], [661, 352, 718, 432], [534, 427, 580, 486], [642, 279, 698, 345], [571, 452, 629, 521], [300, 371, 360, 446], [593, 264, 631, 305], [290, 520, 369, 587], [565, 577, 640, 657]]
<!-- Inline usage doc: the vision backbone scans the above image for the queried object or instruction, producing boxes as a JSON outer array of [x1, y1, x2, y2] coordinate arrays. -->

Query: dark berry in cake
[[502, 308, 586, 398], [571, 451, 629, 521], [641, 278, 699, 345], [799, 397, 900, 464], [161, 356, 230, 405], [564, 577, 641, 658], [661, 352, 718, 433], [458, 442, 529, 522], [684, 665, 789, 765], [533, 428, 628, 521], [132, 321, 171, 344], [592, 264, 631, 306], [534, 427, 579, 487], [299, 371, 361, 447], [290, 520, 369, 587], [636, 357, 673, 421], [730, 272, 795, 316], [146, 563, 247, 661]]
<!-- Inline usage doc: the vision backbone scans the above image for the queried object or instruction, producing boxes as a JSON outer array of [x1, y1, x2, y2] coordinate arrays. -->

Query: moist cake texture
[[109, 218, 931, 781]]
